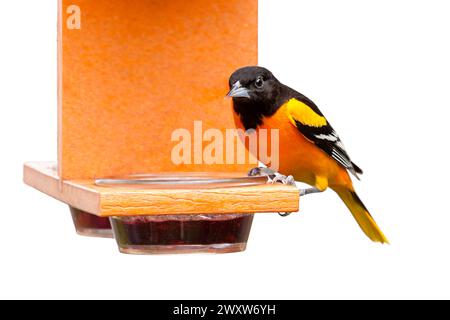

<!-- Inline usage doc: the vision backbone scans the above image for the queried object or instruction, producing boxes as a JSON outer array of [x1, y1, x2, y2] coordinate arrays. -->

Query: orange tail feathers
[[333, 187, 389, 244]]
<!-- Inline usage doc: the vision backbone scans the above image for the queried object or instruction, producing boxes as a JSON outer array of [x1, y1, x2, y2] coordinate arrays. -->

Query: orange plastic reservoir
[[58, 0, 258, 179]]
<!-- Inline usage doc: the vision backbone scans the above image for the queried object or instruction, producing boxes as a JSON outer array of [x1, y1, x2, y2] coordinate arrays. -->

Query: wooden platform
[[23, 162, 300, 217]]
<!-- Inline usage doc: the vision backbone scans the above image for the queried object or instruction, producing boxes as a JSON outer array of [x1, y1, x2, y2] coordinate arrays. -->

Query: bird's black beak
[[226, 81, 250, 98]]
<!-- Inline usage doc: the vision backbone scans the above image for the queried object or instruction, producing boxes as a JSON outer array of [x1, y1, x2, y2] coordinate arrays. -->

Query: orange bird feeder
[[23, 0, 299, 254]]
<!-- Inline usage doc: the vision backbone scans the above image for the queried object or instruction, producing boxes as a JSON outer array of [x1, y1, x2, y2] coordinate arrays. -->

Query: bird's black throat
[[232, 99, 268, 130], [232, 86, 290, 131]]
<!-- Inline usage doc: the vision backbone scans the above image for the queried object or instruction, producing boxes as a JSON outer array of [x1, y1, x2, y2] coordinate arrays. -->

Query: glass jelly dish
[[70, 207, 113, 238], [95, 173, 268, 254]]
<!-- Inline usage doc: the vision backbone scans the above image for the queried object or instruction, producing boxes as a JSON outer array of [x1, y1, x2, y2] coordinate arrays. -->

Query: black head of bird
[[227, 66, 282, 104], [227, 66, 287, 130]]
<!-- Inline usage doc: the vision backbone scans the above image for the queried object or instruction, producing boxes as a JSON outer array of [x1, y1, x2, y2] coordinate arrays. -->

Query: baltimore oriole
[[227, 66, 388, 243]]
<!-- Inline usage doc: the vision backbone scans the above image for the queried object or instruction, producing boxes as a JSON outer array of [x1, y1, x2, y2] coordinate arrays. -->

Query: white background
[[1, 0, 449, 299]]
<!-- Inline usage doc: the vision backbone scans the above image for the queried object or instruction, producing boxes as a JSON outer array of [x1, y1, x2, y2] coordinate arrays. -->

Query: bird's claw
[[278, 212, 292, 217]]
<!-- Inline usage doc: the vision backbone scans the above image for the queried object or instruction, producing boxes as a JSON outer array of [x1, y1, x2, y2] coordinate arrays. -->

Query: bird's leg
[[299, 175, 327, 196], [299, 187, 323, 196]]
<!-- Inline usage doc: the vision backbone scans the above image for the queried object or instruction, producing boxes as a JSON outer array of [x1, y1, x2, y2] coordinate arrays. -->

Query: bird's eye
[[255, 76, 264, 88]]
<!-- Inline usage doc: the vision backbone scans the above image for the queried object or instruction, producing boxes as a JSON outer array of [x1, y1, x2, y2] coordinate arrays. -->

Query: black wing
[[286, 96, 363, 178]]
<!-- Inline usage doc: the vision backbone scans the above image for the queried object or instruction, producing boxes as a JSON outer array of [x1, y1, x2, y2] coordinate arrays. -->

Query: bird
[[227, 66, 388, 243]]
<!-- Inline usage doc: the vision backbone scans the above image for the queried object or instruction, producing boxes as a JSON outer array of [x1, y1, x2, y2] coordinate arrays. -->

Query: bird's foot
[[248, 167, 296, 217], [272, 173, 296, 186], [248, 167, 296, 186]]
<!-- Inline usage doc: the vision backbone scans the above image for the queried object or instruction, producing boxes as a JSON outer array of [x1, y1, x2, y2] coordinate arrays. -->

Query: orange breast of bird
[[233, 103, 351, 189]]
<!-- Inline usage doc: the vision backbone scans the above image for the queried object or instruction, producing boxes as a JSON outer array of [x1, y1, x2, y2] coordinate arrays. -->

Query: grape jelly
[[110, 214, 254, 254]]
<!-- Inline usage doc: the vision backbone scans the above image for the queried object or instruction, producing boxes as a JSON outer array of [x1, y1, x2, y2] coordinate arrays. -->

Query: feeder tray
[[23, 0, 301, 254]]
